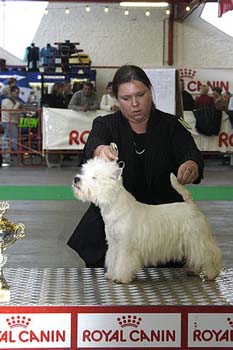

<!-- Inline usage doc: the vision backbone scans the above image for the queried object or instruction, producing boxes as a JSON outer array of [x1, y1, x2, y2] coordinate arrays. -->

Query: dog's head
[[73, 157, 124, 206]]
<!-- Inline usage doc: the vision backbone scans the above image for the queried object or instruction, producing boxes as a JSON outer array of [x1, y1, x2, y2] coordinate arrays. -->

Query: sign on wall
[[145, 68, 176, 115], [179, 68, 233, 95]]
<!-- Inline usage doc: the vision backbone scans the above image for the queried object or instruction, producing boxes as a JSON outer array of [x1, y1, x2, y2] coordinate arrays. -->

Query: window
[[201, 3, 233, 38], [0, 1, 47, 59]]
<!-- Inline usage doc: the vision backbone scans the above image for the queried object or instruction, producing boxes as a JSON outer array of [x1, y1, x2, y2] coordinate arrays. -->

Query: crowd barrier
[[42, 107, 233, 152], [1, 107, 233, 167], [183, 111, 233, 153], [0, 108, 43, 166]]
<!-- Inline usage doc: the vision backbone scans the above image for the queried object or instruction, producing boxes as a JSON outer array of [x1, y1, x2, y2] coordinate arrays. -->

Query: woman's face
[[213, 90, 219, 98], [107, 85, 113, 96], [117, 80, 152, 125]]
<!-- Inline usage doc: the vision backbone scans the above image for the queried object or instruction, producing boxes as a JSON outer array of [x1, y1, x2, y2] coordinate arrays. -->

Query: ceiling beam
[[173, 0, 203, 21], [0, 0, 210, 2]]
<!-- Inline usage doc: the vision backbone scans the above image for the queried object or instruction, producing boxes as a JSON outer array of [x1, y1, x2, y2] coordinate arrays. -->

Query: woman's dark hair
[[10, 86, 19, 93], [82, 81, 93, 89], [8, 77, 17, 85], [106, 81, 113, 89], [51, 82, 64, 94], [213, 87, 222, 95], [112, 65, 152, 98]]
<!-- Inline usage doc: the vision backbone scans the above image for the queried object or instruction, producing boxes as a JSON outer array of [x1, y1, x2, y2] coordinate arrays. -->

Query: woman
[[212, 87, 228, 111], [67, 65, 204, 268], [195, 85, 214, 109], [1, 86, 22, 164], [100, 81, 119, 112], [43, 82, 67, 109]]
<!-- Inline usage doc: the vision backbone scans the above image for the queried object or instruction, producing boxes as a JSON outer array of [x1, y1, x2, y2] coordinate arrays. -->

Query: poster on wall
[[179, 67, 233, 95], [145, 69, 176, 115]]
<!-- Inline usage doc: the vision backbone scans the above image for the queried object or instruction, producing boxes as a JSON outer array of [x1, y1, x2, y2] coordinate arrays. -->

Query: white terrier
[[73, 157, 222, 283]]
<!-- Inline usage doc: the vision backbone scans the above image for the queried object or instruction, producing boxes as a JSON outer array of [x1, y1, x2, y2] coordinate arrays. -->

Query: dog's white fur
[[73, 157, 222, 283]]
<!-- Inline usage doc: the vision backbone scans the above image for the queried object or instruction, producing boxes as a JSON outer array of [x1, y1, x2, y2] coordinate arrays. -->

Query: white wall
[[175, 6, 233, 68], [32, 2, 233, 98]]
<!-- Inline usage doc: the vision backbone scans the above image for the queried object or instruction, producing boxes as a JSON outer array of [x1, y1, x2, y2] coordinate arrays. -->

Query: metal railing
[[0, 107, 43, 166]]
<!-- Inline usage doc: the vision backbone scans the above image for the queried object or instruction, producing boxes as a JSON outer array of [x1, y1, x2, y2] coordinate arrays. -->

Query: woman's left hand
[[177, 160, 199, 185]]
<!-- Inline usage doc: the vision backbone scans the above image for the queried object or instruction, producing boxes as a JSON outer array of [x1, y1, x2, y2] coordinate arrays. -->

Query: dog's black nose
[[73, 176, 81, 184]]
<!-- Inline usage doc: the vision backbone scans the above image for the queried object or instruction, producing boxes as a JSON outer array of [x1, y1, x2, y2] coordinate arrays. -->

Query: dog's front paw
[[116, 277, 134, 284], [113, 275, 135, 284], [105, 272, 113, 280]]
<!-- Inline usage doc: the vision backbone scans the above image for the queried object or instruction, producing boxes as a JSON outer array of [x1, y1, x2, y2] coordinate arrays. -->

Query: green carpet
[[0, 185, 232, 201]]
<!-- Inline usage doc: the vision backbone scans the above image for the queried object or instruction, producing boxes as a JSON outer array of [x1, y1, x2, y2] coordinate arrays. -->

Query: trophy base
[[0, 288, 10, 302], [0, 275, 11, 302]]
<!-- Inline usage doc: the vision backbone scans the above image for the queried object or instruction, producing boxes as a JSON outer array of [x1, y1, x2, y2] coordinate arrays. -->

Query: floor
[[0, 156, 232, 270]]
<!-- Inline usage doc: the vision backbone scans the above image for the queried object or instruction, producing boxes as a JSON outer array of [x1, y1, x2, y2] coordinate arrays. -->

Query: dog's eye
[[92, 176, 96, 180]]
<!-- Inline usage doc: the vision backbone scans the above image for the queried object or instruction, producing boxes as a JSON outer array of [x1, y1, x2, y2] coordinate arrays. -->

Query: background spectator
[[68, 81, 99, 112], [0, 77, 17, 98], [62, 81, 73, 107], [195, 85, 214, 109], [228, 93, 233, 110], [1, 86, 22, 164], [100, 81, 119, 112], [72, 81, 81, 94], [213, 87, 228, 111], [180, 79, 194, 111], [223, 91, 231, 108], [42, 82, 67, 109]]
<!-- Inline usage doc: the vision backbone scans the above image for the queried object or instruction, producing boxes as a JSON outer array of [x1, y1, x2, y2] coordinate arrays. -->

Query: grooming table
[[0, 267, 232, 349]]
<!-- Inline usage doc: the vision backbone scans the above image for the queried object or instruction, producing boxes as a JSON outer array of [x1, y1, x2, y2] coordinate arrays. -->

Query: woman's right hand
[[94, 145, 118, 161]]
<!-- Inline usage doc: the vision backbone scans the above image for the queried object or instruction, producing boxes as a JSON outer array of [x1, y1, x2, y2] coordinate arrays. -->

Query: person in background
[[68, 81, 99, 112], [27, 90, 38, 105], [1, 86, 22, 164], [195, 84, 214, 109], [42, 82, 67, 167], [0, 77, 17, 98], [180, 79, 195, 111], [228, 93, 233, 110], [62, 81, 73, 107], [223, 91, 231, 108], [213, 87, 228, 111], [43, 82, 67, 109], [67, 65, 204, 268], [72, 81, 81, 94], [227, 93, 233, 130], [100, 81, 119, 112], [34, 86, 42, 107]]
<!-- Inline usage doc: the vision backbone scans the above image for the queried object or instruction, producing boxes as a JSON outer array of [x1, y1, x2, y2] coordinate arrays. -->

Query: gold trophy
[[0, 201, 25, 301]]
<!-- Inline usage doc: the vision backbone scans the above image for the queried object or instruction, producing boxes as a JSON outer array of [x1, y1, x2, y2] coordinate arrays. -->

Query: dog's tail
[[170, 173, 193, 203]]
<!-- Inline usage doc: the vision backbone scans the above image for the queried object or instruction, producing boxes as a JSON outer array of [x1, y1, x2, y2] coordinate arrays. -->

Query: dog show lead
[[67, 65, 205, 268]]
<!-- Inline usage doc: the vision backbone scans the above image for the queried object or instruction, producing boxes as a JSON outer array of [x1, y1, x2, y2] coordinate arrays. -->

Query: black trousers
[[67, 204, 107, 267]]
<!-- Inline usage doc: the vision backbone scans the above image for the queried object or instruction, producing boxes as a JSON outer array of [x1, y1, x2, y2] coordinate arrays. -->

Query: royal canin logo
[[6, 316, 31, 328], [179, 68, 197, 79], [117, 315, 142, 328], [179, 68, 230, 93], [82, 314, 177, 344], [193, 317, 233, 342], [0, 314, 67, 344]]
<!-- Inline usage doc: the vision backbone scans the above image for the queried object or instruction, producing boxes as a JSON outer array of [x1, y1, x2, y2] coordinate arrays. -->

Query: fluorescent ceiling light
[[120, 2, 168, 7]]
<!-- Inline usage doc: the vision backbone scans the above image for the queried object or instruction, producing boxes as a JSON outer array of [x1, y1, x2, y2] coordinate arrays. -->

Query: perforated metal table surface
[[1, 267, 232, 306]]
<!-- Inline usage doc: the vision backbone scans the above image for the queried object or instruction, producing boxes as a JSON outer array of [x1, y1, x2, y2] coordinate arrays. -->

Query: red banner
[[0, 305, 233, 349], [218, 0, 233, 17]]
